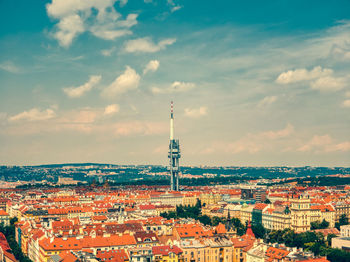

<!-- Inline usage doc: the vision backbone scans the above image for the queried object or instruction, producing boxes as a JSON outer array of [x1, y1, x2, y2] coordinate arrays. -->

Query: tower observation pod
[[168, 101, 181, 191]]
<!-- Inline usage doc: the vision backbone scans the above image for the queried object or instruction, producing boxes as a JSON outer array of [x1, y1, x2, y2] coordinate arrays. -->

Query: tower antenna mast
[[168, 101, 181, 191]]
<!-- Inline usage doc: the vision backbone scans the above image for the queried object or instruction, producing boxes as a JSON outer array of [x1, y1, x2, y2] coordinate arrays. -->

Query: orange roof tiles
[[266, 246, 289, 261], [92, 215, 108, 221], [310, 205, 335, 212], [216, 223, 227, 234], [96, 249, 129, 262], [254, 203, 268, 210], [175, 224, 213, 239], [301, 258, 330, 262], [231, 235, 255, 251], [40, 234, 137, 251], [0, 210, 8, 216], [152, 245, 183, 256]]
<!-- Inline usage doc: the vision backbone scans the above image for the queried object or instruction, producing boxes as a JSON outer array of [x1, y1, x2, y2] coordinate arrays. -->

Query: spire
[[245, 221, 255, 238], [168, 100, 180, 191], [170, 101, 174, 140], [171, 100, 174, 119]]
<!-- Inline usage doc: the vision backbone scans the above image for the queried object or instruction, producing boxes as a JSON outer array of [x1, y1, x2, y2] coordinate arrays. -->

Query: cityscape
[[1, 1, 350, 262]]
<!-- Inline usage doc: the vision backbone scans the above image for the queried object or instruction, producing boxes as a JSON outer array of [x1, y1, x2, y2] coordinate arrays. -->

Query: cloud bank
[[46, 0, 138, 47], [63, 75, 101, 98]]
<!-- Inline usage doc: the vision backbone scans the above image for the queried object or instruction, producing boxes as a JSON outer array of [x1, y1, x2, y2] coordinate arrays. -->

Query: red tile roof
[[266, 246, 289, 261], [96, 249, 129, 262], [175, 224, 213, 239], [0, 210, 8, 216], [152, 245, 183, 256]]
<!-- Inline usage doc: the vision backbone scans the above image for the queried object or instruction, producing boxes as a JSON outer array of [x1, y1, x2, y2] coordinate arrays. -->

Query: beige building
[[246, 243, 266, 262], [262, 205, 291, 231], [332, 225, 350, 250], [309, 204, 336, 228], [231, 235, 256, 262], [176, 239, 207, 262], [200, 193, 222, 206], [332, 202, 350, 223], [151, 193, 183, 206], [340, 224, 350, 237], [240, 205, 254, 225], [202, 237, 234, 262], [290, 195, 311, 233], [176, 236, 234, 262], [226, 204, 241, 220], [182, 195, 198, 206]]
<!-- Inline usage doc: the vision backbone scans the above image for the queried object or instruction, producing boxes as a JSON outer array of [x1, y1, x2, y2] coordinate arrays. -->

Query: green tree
[[231, 218, 246, 236], [264, 198, 271, 204], [335, 214, 349, 230], [198, 215, 211, 225], [211, 216, 225, 226], [251, 223, 266, 239], [320, 219, 329, 229], [327, 248, 350, 262], [327, 234, 337, 247], [311, 219, 329, 230], [195, 199, 202, 209]]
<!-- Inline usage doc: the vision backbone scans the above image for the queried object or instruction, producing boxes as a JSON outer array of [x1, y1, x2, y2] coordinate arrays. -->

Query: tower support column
[[168, 101, 181, 191]]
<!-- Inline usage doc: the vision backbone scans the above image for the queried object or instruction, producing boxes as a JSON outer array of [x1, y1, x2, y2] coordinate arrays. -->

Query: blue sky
[[0, 0, 349, 166]]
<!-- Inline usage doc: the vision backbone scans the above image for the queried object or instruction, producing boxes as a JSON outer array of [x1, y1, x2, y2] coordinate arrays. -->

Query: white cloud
[[298, 134, 350, 153], [152, 81, 195, 94], [115, 14, 137, 28], [184, 107, 208, 118], [3, 106, 165, 136], [261, 123, 294, 139], [342, 99, 350, 108], [65, 108, 98, 124], [276, 66, 333, 84], [9, 108, 56, 122], [325, 141, 350, 152], [167, 0, 182, 12], [101, 47, 115, 56], [63, 75, 101, 98], [102, 66, 140, 98], [310, 76, 345, 92], [46, 0, 138, 47], [257, 96, 277, 107], [0, 61, 19, 73], [171, 5, 182, 12], [113, 121, 167, 137], [47, 0, 112, 18], [104, 104, 120, 115], [276, 66, 346, 92], [119, 0, 128, 7], [90, 28, 131, 40], [330, 43, 350, 61], [201, 124, 294, 155], [143, 60, 160, 75], [53, 14, 84, 48], [124, 37, 176, 53]]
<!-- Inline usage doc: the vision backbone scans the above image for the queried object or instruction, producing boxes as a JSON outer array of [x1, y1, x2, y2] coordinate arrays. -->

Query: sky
[[0, 0, 350, 167]]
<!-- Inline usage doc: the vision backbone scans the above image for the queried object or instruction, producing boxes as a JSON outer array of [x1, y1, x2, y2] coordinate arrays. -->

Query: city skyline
[[1, 0, 350, 166]]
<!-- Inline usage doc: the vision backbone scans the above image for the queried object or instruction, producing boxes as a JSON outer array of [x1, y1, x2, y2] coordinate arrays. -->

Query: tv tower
[[168, 101, 181, 191]]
